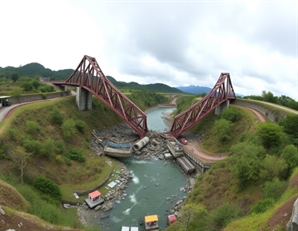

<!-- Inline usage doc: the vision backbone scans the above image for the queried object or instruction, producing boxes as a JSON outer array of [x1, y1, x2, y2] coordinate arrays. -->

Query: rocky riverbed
[[76, 122, 199, 228]]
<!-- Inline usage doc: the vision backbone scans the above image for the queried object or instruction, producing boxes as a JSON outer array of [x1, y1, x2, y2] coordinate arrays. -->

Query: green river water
[[96, 107, 189, 231]]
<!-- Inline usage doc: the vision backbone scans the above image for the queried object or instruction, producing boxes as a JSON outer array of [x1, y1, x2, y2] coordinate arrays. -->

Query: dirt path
[[181, 107, 266, 164]]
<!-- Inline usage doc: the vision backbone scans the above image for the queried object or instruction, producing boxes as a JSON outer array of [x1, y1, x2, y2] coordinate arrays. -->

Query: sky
[[0, 0, 297, 100]]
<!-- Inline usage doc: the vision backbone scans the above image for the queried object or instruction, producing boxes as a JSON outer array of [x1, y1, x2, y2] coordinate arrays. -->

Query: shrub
[[212, 119, 233, 142], [33, 176, 61, 201], [261, 178, 288, 201], [249, 198, 274, 214], [55, 140, 65, 154], [55, 155, 63, 164], [50, 107, 63, 125], [25, 121, 40, 136], [75, 120, 86, 134], [40, 138, 54, 158], [220, 107, 242, 122], [6, 128, 19, 141], [66, 148, 85, 162], [205, 203, 243, 231], [62, 119, 76, 142], [22, 138, 42, 156]]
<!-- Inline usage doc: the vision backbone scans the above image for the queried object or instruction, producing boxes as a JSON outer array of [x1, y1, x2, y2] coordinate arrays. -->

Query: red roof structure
[[168, 214, 177, 225], [88, 190, 101, 199]]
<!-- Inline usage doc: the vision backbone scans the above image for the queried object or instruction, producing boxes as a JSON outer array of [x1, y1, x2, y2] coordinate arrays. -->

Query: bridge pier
[[215, 100, 230, 115], [76, 87, 92, 111]]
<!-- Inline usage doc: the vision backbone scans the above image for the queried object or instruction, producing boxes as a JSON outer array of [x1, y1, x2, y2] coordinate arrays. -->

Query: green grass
[[60, 157, 121, 202], [190, 105, 259, 153]]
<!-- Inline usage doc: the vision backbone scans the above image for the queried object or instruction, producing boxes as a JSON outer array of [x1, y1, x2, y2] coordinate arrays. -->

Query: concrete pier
[[76, 87, 92, 110], [215, 100, 230, 115]]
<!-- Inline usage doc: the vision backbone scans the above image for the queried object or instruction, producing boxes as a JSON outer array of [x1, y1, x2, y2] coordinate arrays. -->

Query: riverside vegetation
[[0, 89, 169, 231], [1, 76, 298, 230], [165, 96, 298, 231]]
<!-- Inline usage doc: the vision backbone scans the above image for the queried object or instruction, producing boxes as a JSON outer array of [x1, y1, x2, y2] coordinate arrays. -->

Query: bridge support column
[[76, 87, 92, 111], [215, 100, 230, 115]]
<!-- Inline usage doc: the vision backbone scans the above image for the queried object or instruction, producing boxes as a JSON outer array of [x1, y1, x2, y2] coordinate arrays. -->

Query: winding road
[[181, 106, 266, 164]]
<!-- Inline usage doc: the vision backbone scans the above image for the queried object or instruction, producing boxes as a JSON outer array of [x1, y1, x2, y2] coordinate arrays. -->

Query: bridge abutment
[[76, 87, 92, 111], [215, 100, 230, 115]]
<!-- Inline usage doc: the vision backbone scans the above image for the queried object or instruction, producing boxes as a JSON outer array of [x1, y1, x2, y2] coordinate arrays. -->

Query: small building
[[84, 190, 104, 209], [167, 214, 177, 225], [144, 215, 159, 230], [0, 96, 10, 107], [131, 227, 139, 231]]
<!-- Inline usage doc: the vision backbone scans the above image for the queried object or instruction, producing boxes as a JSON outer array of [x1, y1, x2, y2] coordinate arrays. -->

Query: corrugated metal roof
[[145, 215, 158, 223], [88, 190, 101, 198]]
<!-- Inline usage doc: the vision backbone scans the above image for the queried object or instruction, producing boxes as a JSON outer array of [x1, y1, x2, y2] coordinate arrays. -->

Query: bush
[[55, 140, 65, 154], [40, 138, 54, 158], [25, 121, 40, 136], [66, 148, 85, 162], [75, 120, 86, 133], [33, 176, 61, 201], [212, 119, 233, 142], [50, 107, 63, 125], [55, 155, 63, 164], [6, 128, 19, 141], [249, 198, 274, 214], [205, 203, 243, 231], [220, 107, 243, 122], [261, 178, 287, 201], [62, 119, 76, 142], [22, 138, 42, 156]]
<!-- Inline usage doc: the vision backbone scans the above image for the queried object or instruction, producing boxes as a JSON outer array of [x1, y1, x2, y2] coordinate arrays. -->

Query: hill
[[177, 85, 245, 97], [177, 85, 212, 94], [0, 62, 73, 80], [0, 63, 182, 93]]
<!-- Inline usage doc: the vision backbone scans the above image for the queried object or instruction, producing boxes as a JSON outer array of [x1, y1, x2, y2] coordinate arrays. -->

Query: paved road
[[182, 107, 266, 164], [248, 99, 298, 115]]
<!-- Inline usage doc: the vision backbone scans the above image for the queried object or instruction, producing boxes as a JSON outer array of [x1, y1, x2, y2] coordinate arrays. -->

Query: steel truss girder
[[170, 73, 236, 138], [54, 55, 148, 137]]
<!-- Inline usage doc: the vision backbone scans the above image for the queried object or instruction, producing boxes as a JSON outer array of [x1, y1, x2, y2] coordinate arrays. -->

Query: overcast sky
[[0, 0, 297, 100]]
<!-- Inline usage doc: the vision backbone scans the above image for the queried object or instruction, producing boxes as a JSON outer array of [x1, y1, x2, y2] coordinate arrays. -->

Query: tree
[[279, 115, 298, 145], [9, 146, 31, 184], [11, 72, 19, 82], [262, 90, 276, 103], [177, 204, 207, 231], [229, 142, 266, 188], [259, 154, 287, 182], [281, 144, 298, 173], [220, 106, 242, 122], [256, 122, 284, 149], [212, 119, 233, 142]]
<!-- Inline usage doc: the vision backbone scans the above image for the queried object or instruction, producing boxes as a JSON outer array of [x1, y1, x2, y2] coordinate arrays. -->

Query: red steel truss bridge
[[52, 55, 148, 137], [53, 55, 236, 138], [169, 73, 236, 137]]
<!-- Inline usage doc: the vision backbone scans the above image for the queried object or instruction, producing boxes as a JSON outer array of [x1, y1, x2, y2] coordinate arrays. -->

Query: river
[[96, 107, 189, 231]]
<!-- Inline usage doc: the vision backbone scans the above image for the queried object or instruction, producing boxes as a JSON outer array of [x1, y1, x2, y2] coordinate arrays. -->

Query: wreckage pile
[[90, 123, 173, 161]]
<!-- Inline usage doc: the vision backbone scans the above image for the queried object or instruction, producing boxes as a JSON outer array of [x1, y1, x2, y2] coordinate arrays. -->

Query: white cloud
[[0, 0, 297, 100]]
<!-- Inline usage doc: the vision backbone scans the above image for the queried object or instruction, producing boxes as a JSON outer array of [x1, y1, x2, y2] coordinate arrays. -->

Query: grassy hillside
[[0, 89, 172, 230], [0, 96, 126, 230], [189, 104, 261, 153], [166, 97, 298, 231]]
